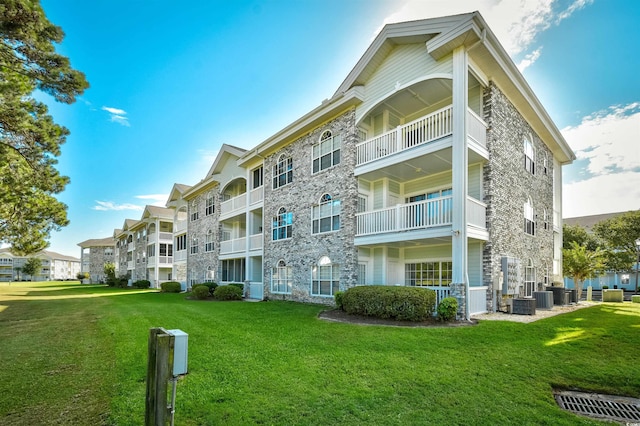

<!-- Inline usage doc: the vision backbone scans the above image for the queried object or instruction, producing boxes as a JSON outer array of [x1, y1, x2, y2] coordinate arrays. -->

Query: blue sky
[[29, 0, 640, 257]]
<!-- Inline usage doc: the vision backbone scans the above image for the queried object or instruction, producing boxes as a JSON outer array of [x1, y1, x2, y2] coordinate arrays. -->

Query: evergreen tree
[[0, 0, 89, 254]]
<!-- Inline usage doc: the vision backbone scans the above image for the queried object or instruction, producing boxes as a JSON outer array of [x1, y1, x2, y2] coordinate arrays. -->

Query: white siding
[[357, 44, 453, 123], [468, 241, 483, 286]]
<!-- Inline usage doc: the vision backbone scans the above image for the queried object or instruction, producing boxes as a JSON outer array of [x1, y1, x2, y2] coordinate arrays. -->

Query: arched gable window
[[271, 259, 292, 294], [311, 256, 340, 296], [273, 154, 293, 189], [312, 130, 341, 173], [205, 229, 214, 252], [272, 207, 293, 241], [312, 194, 340, 234]]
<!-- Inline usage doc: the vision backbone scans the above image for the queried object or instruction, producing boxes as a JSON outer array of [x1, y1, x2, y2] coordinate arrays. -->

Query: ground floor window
[[311, 256, 339, 296], [524, 259, 536, 297], [357, 262, 367, 285], [221, 258, 245, 282], [405, 261, 452, 286], [204, 266, 215, 283], [271, 260, 292, 294]]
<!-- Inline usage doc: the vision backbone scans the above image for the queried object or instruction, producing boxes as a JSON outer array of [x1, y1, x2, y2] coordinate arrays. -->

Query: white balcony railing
[[249, 186, 264, 205], [249, 234, 263, 251], [220, 237, 246, 254], [174, 250, 187, 262], [466, 196, 487, 228], [221, 194, 247, 216], [356, 196, 453, 236], [356, 106, 453, 166], [127, 242, 135, 252]]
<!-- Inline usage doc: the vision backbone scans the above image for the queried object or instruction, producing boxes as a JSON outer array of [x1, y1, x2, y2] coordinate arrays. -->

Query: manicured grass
[[1, 282, 639, 425]]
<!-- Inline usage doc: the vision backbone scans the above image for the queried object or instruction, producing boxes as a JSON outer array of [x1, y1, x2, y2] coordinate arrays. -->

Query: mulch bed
[[318, 309, 477, 328]]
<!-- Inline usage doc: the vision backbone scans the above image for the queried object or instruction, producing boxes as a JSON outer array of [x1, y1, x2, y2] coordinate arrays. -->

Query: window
[[273, 154, 293, 189], [190, 237, 199, 254], [543, 208, 549, 230], [175, 234, 187, 252], [524, 137, 535, 174], [542, 155, 548, 175], [159, 243, 172, 257], [524, 197, 535, 235], [147, 245, 155, 257], [357, 195, 367, 213], [312, 130, 341, 173], [190, 210, 199, 221], [405, 262, 453, 287], [358, 263, 367, 285], [311, 256, 339, 296], [205, 266, 215, 283], [271, 260, 292, 294], [205, 192, 215, 216], [312, 194, 340, 234], [524, 259, 536, 297], [205, 229, 215, 252], [252, 166, 263, 189], [221, 259, 245, 282], [273, 207, 293, 241]]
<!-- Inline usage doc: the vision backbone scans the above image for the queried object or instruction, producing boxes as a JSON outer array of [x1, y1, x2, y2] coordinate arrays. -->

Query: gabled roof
[[77, 237, 116, 248], [564, 211, 637, 232], [206, 144, 246, 178], [121, 219, 139, 232], [0, 248, 80, 262], [166, 183, 192, 206], [142, 205, 173, 220]]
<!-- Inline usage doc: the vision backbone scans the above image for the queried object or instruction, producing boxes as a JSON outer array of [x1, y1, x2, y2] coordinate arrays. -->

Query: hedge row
[[340, 285, 436, 321]]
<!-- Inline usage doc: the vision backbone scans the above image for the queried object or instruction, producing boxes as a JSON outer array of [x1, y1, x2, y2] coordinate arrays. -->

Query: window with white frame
[[175, 234, 187, 252], [358, 263, 367, 285], [252, 166, 263, 189], [272, 207, 293, 241], [273, 154, 293, 189], [271, 259, 292, 294], [312, 194, 340, 234], [543, 208, 549, 230], [190, 202, 199, 221], [205, 192, 215, 216], [542, 155, 548, 175], [311, 256, 339, 296], [147, 245, 155, 257], [205, 266, 215, 283], [312, 130, 341, 173], [524, 137, 535, 174], [357, 195, 367, 213], [524, 197, 535, 235], [205, 229, 215, 252], [405, 261, 453, 287], [524, 259, 536, 297], [190, 237, 199, 254]]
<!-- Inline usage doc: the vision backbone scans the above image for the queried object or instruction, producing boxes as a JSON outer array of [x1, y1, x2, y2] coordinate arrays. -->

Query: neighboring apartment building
[[0, 248, 81, 281], [84, 12, 575, 318], [112, 207, 175, 287], [77, 237, 116, 283]]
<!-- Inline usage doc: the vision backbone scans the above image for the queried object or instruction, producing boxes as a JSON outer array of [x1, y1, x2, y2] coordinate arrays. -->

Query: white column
[[452, 46, 469, 318]]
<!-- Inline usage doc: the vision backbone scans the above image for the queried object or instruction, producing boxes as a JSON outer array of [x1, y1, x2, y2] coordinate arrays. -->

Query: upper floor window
[[273, 154, 293, 189], [271, 259, 292, 294], [273, 207, 293, 241], [542, 155, 548, 175], [543, 208, 549, 230], [190, 201, 199, 221], [311, 256, 339, 297], [205, 192, 215, 216], [312, 194, 340, 234], [312, 130, 341, 173], [190, 237, 199, 254], [524, 197, 535, 236], [524, 137, 535, 174], [205, 229, 215, 252], [175, 234, 187, 251], [252, 166, 263, 189]]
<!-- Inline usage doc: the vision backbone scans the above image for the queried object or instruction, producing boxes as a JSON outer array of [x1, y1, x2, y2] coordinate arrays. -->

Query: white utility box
[[167, 329, 188, 376]]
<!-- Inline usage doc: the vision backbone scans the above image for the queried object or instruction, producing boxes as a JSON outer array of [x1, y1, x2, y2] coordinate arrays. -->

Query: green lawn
[[1, 282, 639, 425]]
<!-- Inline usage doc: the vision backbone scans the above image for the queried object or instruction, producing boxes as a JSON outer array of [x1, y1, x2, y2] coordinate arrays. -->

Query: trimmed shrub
[[132, 279, 151, 289], [229, 283, 244, 293], [117, 277, 128, 288], [161, 281, 182, 293], [341, 285, 436, 321], [437, 297, 458, 321], [213, 285, 243, 301], [334, 291, 345, 310], [192, 285, 210, 300], [194, 282, 218, 295]]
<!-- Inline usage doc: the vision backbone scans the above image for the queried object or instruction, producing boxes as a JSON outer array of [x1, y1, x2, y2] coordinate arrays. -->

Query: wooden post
[[145, 328, 175, 426]]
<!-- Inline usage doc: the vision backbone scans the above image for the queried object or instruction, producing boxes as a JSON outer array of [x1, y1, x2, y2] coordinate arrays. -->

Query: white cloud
[[562, 102, 640, 217], [380, 0, 593, 57], [562, 103, 640, 176], [135, 194, 169, 207], [93, 201, 143, 211], [517, 47, 542, 72], [101, 106, 130, 127]]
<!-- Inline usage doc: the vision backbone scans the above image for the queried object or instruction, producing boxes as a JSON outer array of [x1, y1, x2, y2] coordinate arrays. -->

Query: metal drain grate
[[554, 390, 640, 423]]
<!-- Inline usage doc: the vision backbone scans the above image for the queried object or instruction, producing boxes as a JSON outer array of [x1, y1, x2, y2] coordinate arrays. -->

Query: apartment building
[[0, 248, 81, 281], [84, 12, 575, 318], [78, 237, 116, 282]]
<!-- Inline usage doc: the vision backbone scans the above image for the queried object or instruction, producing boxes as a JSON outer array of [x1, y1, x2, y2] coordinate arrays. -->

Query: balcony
[[147, 232, 173, 244], [355, 195, 487, 243], [355, 106, 487, 176], [249, 186, 264, 206], [174, 250, 187, 262], [147, 256, 173, 267], [127, 242, 135, 252], [249, 234, 263, 251], [220, 237, 246, 255], [221, 194, 247, 219]]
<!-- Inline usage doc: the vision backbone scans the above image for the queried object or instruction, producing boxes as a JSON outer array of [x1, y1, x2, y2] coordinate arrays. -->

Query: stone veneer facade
[[186, 185, 220, 285], [85, 245, 115, 282], [262, 108, 360, 304], [483, 82, 555, 311]]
